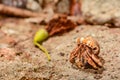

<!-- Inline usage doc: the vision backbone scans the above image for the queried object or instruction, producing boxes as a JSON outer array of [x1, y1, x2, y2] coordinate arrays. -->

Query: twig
[[0, 4, 40, 17]]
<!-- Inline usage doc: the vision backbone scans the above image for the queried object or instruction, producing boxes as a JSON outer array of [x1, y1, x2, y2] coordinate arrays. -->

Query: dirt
[[0, 18, 120, 80]]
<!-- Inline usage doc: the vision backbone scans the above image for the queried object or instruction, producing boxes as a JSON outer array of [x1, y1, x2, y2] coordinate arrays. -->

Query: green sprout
[[33, 29, 51, 61]]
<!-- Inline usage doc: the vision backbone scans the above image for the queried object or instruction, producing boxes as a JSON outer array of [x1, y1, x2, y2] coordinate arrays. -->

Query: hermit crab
[[70, 36, 103, 69]]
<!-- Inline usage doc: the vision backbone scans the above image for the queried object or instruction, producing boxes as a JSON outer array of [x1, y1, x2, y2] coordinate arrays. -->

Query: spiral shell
[[78, 36, 100, 55]]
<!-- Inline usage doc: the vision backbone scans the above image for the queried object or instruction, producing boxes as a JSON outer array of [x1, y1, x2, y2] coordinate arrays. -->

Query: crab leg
[[76, 49, 83, 68], [81, 52, 87, 67], [90, 53, 102, 67], [85, 47, 102, 67], [84, 50, 98, 69], [70, 46, 81, 63]]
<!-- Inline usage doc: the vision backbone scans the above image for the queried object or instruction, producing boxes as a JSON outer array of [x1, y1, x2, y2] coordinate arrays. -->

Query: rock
[[0, 0, 27, 9], [26, 0, 42, 12], [56, 0, 70, 14], [82, 0, 120, 27], [0, 48, 16, 60]]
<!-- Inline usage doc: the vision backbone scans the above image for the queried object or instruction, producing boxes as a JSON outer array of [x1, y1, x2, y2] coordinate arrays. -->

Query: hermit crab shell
[[78, 36, 100, 55]]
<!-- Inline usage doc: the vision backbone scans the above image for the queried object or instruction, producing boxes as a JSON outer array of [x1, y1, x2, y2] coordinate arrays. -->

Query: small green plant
[[33, 29, 51, 61]]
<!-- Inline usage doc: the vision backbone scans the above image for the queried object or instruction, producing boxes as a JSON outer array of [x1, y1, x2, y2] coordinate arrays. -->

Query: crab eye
[[93, 47, 97, 50]]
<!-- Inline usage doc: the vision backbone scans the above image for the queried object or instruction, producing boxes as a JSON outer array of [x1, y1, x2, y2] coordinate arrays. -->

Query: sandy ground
[[0, 19, 120, 80]]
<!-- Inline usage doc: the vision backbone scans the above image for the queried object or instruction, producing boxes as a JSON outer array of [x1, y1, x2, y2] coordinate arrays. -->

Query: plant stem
[[34, 42, 51, 61]]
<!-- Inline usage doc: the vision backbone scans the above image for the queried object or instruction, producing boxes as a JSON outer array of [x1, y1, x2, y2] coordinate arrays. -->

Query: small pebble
[[59, 52, 65, 56]]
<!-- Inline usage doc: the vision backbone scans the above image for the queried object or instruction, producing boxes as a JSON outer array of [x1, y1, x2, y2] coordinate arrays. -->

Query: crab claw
[[86, 48, 103, 67], [83, 49, 98, 69], [91, 53, 103, 67]]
